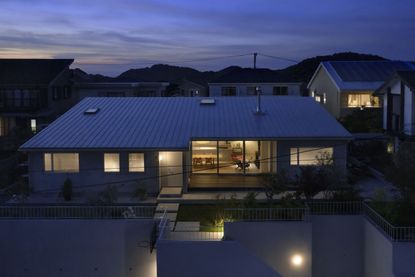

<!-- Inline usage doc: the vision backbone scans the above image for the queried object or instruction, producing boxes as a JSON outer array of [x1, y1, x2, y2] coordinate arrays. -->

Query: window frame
[[273, 86, 289, 96], [290, 147, 334, 166], [43, 153, 79, 173], [128, 153, 145, 172], [104, 153, 120, 173]]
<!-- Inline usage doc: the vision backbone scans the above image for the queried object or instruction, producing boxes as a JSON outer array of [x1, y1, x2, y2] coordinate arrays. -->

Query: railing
[[306, 201, 363, 215], [225, 207, 308, 222], [0, 204, 156, 219]]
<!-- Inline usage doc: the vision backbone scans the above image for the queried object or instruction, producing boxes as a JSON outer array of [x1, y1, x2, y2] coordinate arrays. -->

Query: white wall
[[0, 219, 156, 277], [28, 151, 160, 195], [209, 83, 302, 97], [225, 221, 312, 277], [157, 240, 282, 277]]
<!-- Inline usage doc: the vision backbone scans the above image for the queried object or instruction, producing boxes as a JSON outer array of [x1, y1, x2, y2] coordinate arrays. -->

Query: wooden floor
[[189, 174, 264, 189]]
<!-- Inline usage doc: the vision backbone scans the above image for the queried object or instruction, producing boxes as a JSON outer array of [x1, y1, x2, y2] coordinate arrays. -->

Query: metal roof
[[20, 97, 352, 151], [375, 70, 415, 95], [309, 61, 415, 91]]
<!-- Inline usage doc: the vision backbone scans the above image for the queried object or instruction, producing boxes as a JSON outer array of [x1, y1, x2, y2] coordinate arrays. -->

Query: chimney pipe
[[256, 86, 261, 114]]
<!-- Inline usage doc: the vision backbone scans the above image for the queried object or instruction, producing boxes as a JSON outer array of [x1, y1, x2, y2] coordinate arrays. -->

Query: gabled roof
[[374, 70, 415, 95], [20, 97, 351, 151], [209, 67, 300, 84], [0, 59, 73, 85], [307, 61, 415, 91]]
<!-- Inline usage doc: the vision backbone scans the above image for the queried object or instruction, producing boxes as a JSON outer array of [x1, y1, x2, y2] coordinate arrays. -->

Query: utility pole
[[253, 52, 257, 69]]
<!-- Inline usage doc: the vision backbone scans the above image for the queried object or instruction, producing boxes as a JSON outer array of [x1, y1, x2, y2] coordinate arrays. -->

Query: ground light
[[291, 254, 303, 267]]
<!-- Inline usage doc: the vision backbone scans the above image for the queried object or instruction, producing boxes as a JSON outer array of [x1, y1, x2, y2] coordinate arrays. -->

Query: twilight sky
[[0, 0, 414, 76]]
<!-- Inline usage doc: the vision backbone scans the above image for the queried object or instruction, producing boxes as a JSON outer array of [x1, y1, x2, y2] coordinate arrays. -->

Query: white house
[[307, 61, 415, 118], [209, 67, 302, 97]]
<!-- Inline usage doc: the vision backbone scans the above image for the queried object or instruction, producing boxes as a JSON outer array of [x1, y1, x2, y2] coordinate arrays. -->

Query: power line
[[258, 53, 299, 63]]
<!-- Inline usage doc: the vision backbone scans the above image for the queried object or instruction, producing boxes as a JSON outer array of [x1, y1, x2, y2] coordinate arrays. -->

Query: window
[[30, 119, 36, 133], [104, 153, 120, 172], [129, 153, 145, 172], [52, 87, 62, 101], [63, 86, 71, 99], [44, 153, 79, 172], [273, 86, 288, 96], [221, 87, 236, 96], [290, 147, 333, 166], [347, 94, 380, 108]]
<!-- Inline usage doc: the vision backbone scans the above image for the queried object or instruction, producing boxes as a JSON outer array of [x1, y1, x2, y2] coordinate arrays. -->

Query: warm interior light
[[291, 254, 303, 267], [159, 155, 163, 161], [199, 146, 216, 150]]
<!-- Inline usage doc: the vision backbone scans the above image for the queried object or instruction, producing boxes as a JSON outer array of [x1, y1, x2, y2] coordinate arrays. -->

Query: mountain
[[78, 52, 387, 85]]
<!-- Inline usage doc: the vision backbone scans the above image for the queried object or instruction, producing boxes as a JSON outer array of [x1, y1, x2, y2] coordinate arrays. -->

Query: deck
[[189, 174, 264, 190]]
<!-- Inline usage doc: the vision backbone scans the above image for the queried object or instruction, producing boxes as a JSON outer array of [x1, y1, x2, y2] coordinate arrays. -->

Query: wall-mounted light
[[291, 254, 303, 267]]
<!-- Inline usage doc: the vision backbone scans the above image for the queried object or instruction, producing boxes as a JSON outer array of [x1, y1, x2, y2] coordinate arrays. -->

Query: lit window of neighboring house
[[221, 87, 236, 96], [104, 153, 120, 172], [30, 119, 36, 133], [129, 153, 145, 172], [273, 86, 288, 96], [347, 94, 379, 108], [44, 153, 79, 172], [290, 147, 333, 166]]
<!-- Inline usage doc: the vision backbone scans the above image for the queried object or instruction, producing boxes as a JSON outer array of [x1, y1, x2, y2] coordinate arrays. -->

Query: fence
[[224, 207, 308, 222], [0, 204, 156, 219]]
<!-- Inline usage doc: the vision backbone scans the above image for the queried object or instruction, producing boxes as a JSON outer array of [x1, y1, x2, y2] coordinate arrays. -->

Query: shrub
[[132, 183, 147, 201], [243, 192, 258, 208], [62, 178, 72, 201], [100, 185, 118, 203]]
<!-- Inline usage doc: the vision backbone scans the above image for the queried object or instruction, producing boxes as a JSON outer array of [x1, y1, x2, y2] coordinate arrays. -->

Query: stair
[[158, 187, 183, 198]]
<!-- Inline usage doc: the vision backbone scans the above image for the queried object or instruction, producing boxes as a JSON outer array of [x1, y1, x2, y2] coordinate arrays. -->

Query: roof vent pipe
[[256, 86, 262, 114]]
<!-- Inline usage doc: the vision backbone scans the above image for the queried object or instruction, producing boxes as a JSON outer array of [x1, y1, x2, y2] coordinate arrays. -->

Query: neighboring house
[[0, 59, 74, 138], [20, 96, 351, 195], [166, 79, 207, 97], [374, 71, 415, 147], [72, 69, 169, 99], [209, 68, 302, 97], [307, 61, 415, 118]]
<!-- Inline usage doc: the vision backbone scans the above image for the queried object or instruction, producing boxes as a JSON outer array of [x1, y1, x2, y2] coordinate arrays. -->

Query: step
[[159, 187, 183, 198], [154, 212, 177, 222], [156, 203, 180, 213]]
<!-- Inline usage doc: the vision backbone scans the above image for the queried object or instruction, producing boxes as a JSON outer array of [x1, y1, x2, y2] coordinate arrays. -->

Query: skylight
[[84, 108, 100, 115], [200, 98, 215, 105]]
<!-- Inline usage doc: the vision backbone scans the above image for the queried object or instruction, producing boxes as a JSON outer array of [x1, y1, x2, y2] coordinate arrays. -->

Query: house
[[209, 67, 302, 97], [374, 70, 415, 148], [166, 79, 207, 97], [0, 59, 74, 138], [307, 61, 415, 118], [72, 69, 169, 99], [20, 96, 351, 195]]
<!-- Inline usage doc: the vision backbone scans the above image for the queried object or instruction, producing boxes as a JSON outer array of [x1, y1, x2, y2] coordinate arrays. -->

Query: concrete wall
[[312, 215, 364, 277], [157, 240, 282, 277], [28, 150, 160, 194], [209, 83, 301, 97], [225, 221, 312, 277], [0, 219, 156, 277], [308, 66, 340, 118]]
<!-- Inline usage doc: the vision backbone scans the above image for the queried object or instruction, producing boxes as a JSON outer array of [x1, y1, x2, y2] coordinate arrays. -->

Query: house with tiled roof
[[307, 61, 415, 118]]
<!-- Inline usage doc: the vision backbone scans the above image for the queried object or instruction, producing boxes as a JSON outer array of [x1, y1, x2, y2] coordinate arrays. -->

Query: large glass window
[[104, 153, 120, 172], [290, 147, 333, 166], [219, 141, 243, 173], [44, 153, 79, 172], [192, 141, 217, 173], [221, 87, 236, 96], [347, 94, 380, 108], [129, 153, 145, 172]]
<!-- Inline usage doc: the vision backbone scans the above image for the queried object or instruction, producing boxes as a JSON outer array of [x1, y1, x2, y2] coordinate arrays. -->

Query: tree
[[261, 170, 290, 205]]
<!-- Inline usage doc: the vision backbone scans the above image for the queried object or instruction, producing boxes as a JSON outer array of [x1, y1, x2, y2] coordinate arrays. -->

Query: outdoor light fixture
[[291, 254, 303, 267]]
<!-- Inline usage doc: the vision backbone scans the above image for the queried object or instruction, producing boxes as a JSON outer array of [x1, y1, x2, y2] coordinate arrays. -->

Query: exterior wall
[[276, 140, 348, 177], [28, 151, 160, 195], [209, 83, 301, 97], [48, 67, 76, 118], [311, 215, 364, 277], [404, 85, 414, 135], [0, 219, 156, 277], [176, 82, 207, 97], [308, 66, 340, 118], [225, 221, 312, 277], [364, 220, 394, 277], [157, 240, 281, 277]]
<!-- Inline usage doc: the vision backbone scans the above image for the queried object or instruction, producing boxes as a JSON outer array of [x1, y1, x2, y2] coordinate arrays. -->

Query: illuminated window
[[347, 94, 380, 107], [104, 153, 120, 172], [290, 147, 333, 166], [44, 153, 79, 172], [315, 95, 321, 103], [30, 119, 36, 133], [129, 153, 145, 172]]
